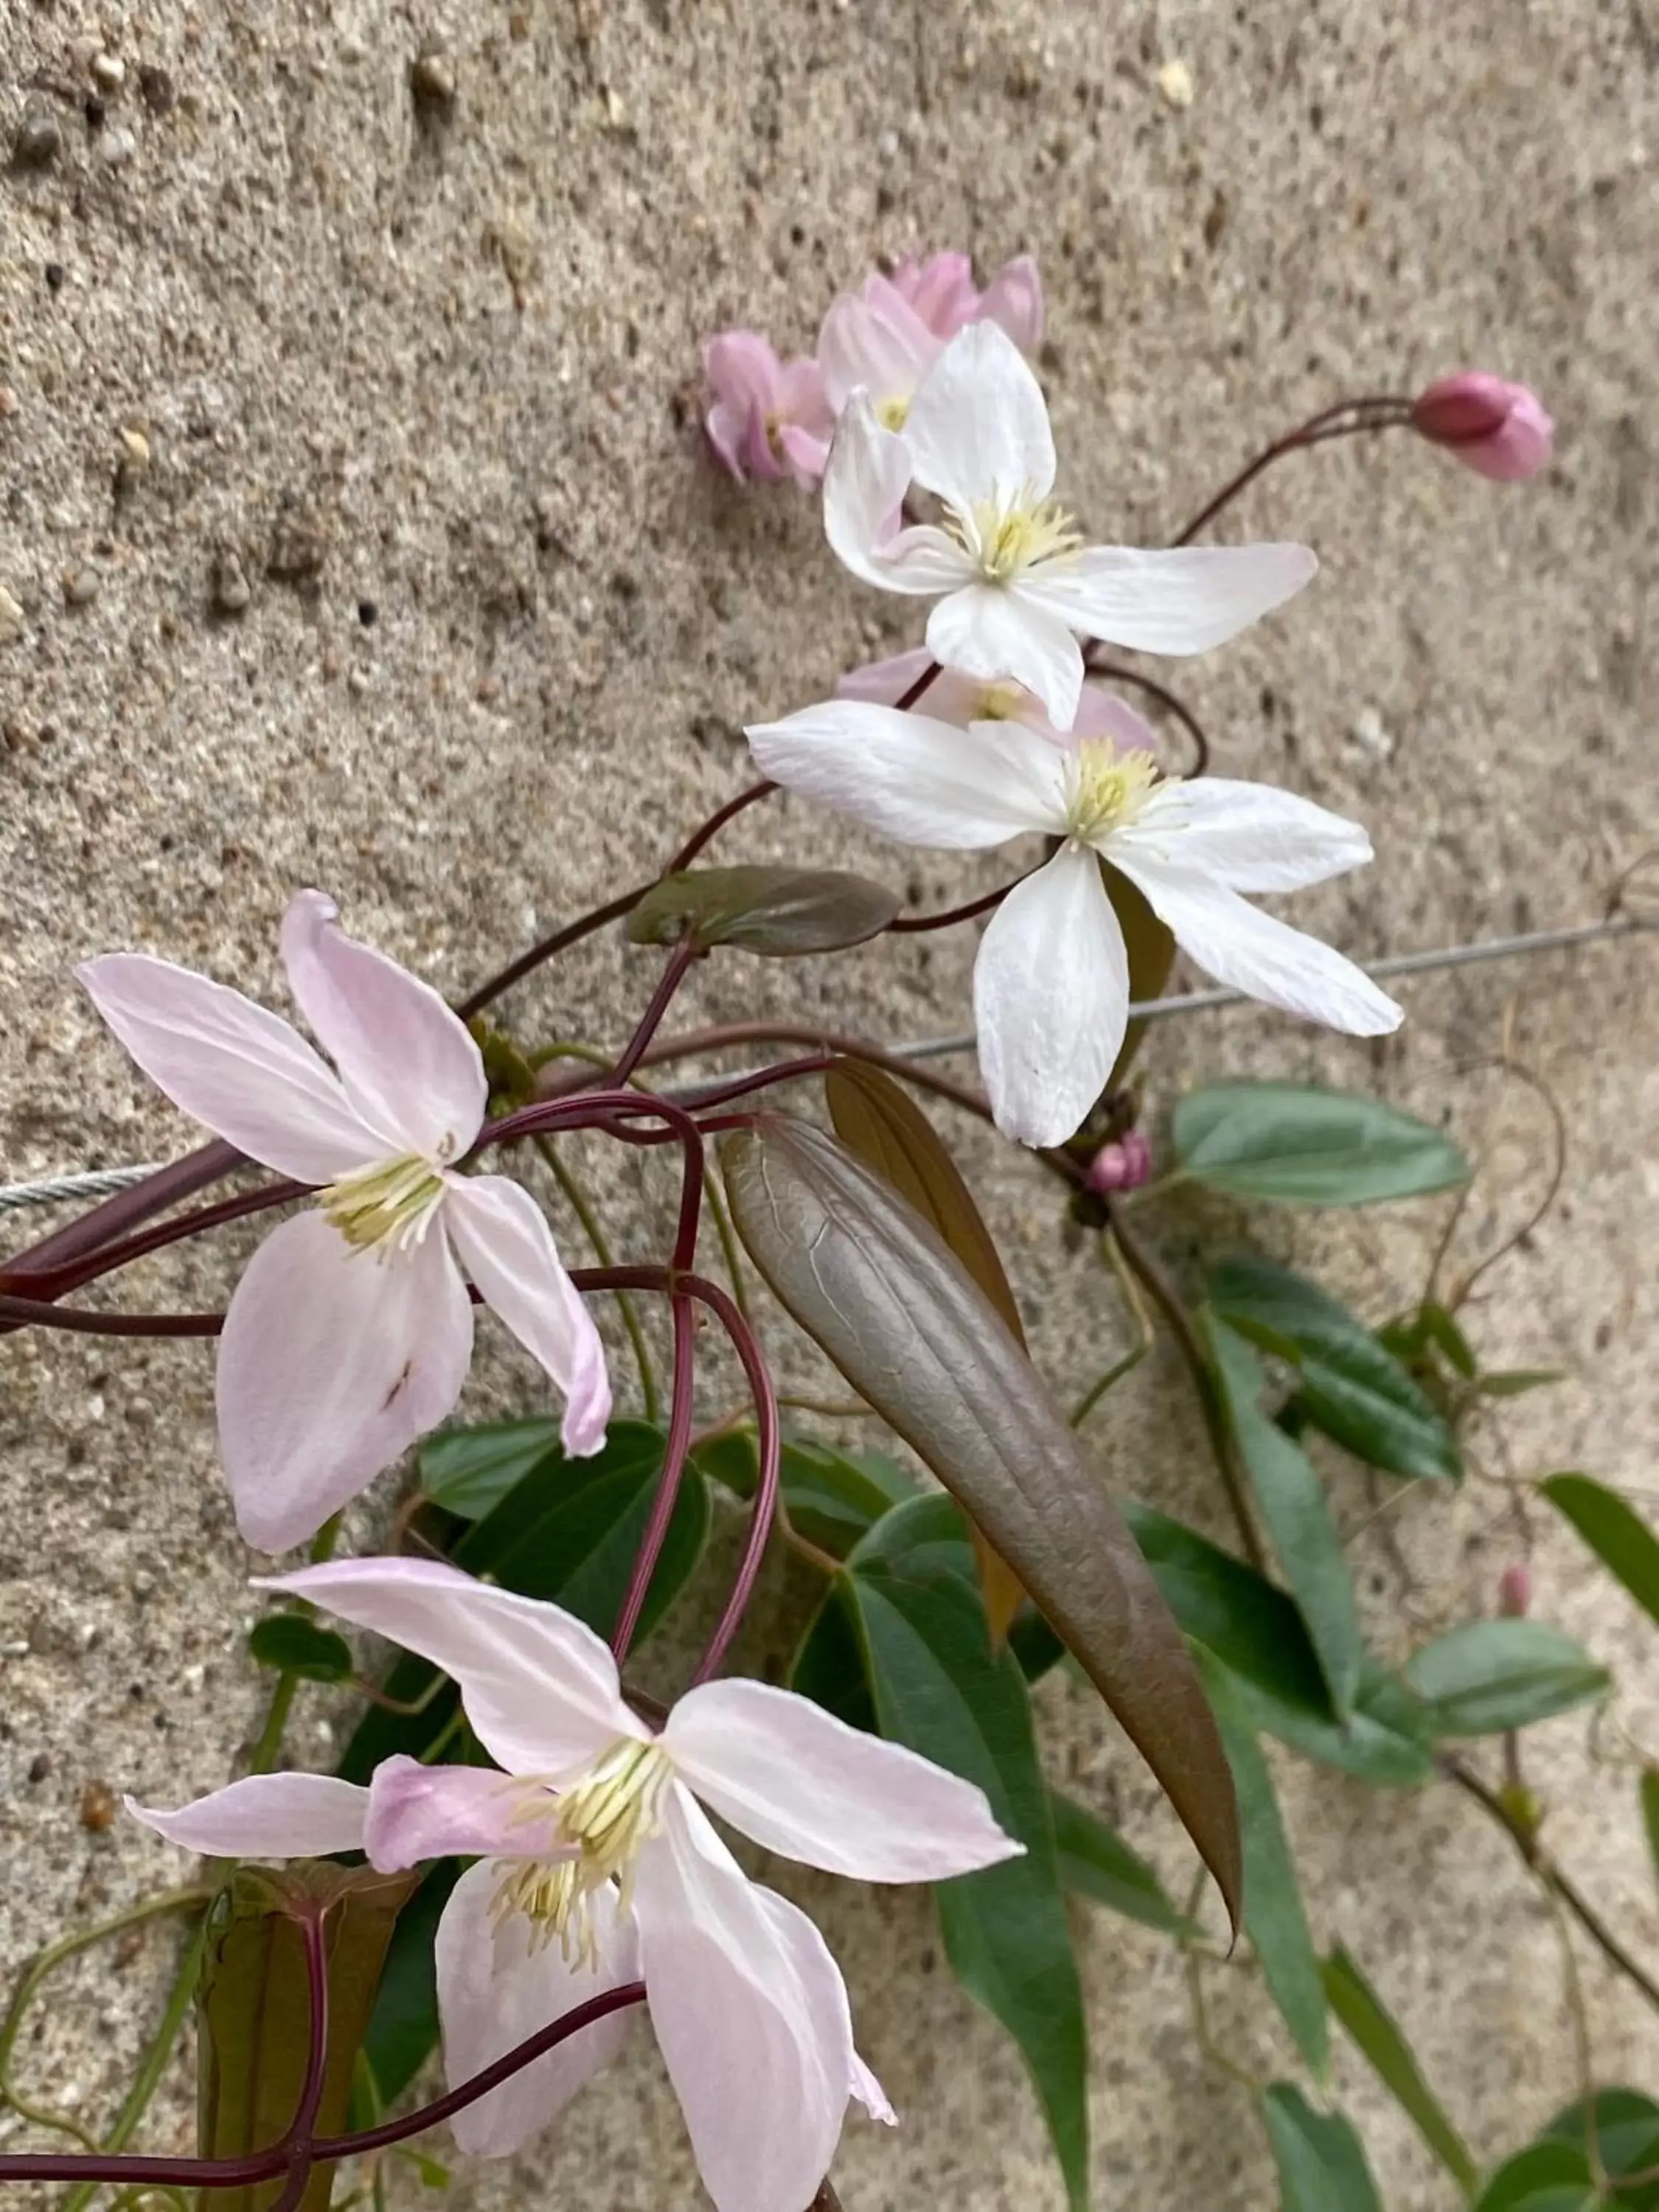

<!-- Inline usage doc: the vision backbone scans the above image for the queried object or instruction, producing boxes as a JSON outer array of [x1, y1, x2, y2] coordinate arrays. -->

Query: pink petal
[[279, 891, 486, 1164], [436, 1860, 639, 2157], [1071, 685, 1159, 751], [635, 1792, 851, 2212], [776, 422, 830, 488], [895, 251, 979, 338], [442, 1175, 611, 1458], [260, 1557, 644, 1778], [216, 1209, 474, 1554], [126, 1773, 369, 1859], [364, 1755, 565, 1870], [77, 954, 378, 1184], [815, 280, 938, 416], [976, 253, 1045, 354], [835, 649, 992, 729], [665, 1679, 1021, 1882], [702, 330, 784, 417]]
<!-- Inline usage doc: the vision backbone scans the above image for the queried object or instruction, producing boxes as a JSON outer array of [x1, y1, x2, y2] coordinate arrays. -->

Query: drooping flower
[[703, 331, 834, 487], [78, 893, 610, 1551], [817, 255, 1044, 430], [1411, 372, 1554, 482], [822, 319, 1318, 731], [838, 643, 1150, 750], [131, 1559, 1020, 2212], [746, 696, 1401, 1146]]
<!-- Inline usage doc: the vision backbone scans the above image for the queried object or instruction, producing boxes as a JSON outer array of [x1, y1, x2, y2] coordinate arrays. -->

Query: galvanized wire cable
[[1, 911, 1652, 1214]]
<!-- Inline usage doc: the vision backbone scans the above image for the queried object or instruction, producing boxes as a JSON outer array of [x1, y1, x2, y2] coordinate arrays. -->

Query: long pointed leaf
[[722, 1114, 1242, 1927], [1323, 1947, 1478, 2193]]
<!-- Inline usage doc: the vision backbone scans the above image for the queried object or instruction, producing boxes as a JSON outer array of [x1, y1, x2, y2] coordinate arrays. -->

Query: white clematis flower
[[78, 892, 610, 1551], [823, 319, 1318, 731], [746, 698, 1402, 1147], [130, 1559, 1020, 2212]]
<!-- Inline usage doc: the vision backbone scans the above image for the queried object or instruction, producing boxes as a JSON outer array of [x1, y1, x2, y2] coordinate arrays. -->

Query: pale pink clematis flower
[[822, 319, 1318, 732], [1411, 371, 1554, 481], [77, 894, 610, 1552], [815, 254, 1043, 430], [131, 1559, 1020, 2212], [838, 644, 1148, 750], [747, 695, 1401, 1147], [703, 331, 833, 487]]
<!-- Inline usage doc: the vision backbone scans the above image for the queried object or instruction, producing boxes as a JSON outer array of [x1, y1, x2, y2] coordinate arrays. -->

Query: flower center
[[1064, 745, 1164, 845], [492, 1738, 674, 1968], [973, 680, 1029, 720], [320, 1152, 448, 1255], [950, 486, 1083, 582], [874, 393, 912, 433]]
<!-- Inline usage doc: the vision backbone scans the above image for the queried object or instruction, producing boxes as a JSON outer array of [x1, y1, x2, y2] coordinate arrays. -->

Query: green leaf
[[1472, 2140, 1600, 2211], [1202, 1312, 1364, 1717], [1197, 1655, 1328, 2076], [1406, 1619, 1610, 1738], [1642, 1771, 1659, 1896], [1261, 2084, 1383, 2212], [722, 1115, 1242, 1929], [339, 1422, 706, 1780], [1322, 1946, 1478, 2192], [1546, 2090, 1659, 2208], [417, 1417, 562, 1518], [1050, 1791, 1194, 1936], [832, 1496, 1090, 2211], [1172, 1082, 1470, 1206], [1543, 1474, 1659, 1626], [626, 864, 901, 955], [779, 1436, 920, 1559], [1209, 1256, 1461, 1481], [1121, 1503, 1434, 1787], [198, 1865, 420, 2212], [352, 1860, 462, 2116], [247, 1614, 355, 1684], [1419, 1301, 1478, 1380], [1478, 1368, 1565, 1399]]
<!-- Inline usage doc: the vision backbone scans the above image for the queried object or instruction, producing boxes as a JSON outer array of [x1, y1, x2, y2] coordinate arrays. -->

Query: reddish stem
[[606, 936, 700, 1090], [1171, 396, 1413, 546], [688, 1274, 782, 1683], [888, 877, 1026, 933], [665, 779, 776, 872], [611, 1293, 698, 1664]]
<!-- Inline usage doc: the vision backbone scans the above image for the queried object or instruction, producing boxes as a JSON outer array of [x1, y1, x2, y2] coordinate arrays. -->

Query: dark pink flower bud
[[1498, 1564, 1532, 1618], [1085, 1129, 1152, 1196], [1411, 372, 1554, 482]]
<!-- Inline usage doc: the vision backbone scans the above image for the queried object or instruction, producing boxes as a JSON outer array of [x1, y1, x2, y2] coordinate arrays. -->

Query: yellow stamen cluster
[[874, 393, 912, 432], [321, 1152, 447, 1255], [493, 1739, 673, 1968], [953, 487, 1083, 582], [1065, 745, 1164, 845]]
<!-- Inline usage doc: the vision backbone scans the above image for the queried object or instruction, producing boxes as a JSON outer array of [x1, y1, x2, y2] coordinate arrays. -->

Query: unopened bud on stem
[[1411, 372, 1553, 482]]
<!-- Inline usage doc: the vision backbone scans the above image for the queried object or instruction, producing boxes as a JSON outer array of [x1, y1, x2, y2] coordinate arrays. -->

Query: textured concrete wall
[[3, 1, 1658, 2208]]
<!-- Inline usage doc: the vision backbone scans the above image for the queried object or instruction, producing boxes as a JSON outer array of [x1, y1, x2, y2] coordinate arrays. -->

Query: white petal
[[927, 582, 1085, 732], [260, 1557, 644, 1778], [1016, 540, 1318, 657], [666, 1678, 1021, 1882], [902, 321, 1056, 510], [364, 1756, 564, 1870], [1116, 778, 1374, 893], [821, 394, 975, 597], [126, 1773, 369, 1860], [437, 1860, 639, 2158], [635, 1792, 849, 2212], [279, 891, 487, 1164], [849, 2051, 897, 2128], [77, 955, 378, 1184], [746, 699, 1064, 850], [442, 1176, 611, 1457], [216, 1210, 474, 1554], [973, 847, 1130, 1147], [1110, 855, 1403, 1035]]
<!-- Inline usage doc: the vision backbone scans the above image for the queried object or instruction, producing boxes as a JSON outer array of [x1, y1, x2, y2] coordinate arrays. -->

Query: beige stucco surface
[[3, 1, 1658, 2206]]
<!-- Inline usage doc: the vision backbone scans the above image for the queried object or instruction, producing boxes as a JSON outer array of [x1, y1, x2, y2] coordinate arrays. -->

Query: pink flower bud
[[701, 330, 832, 488], [1085, 1130, 1152, 1196], [1498, 1564, 1532, 1618], [1411, 372, 1554, 482]]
